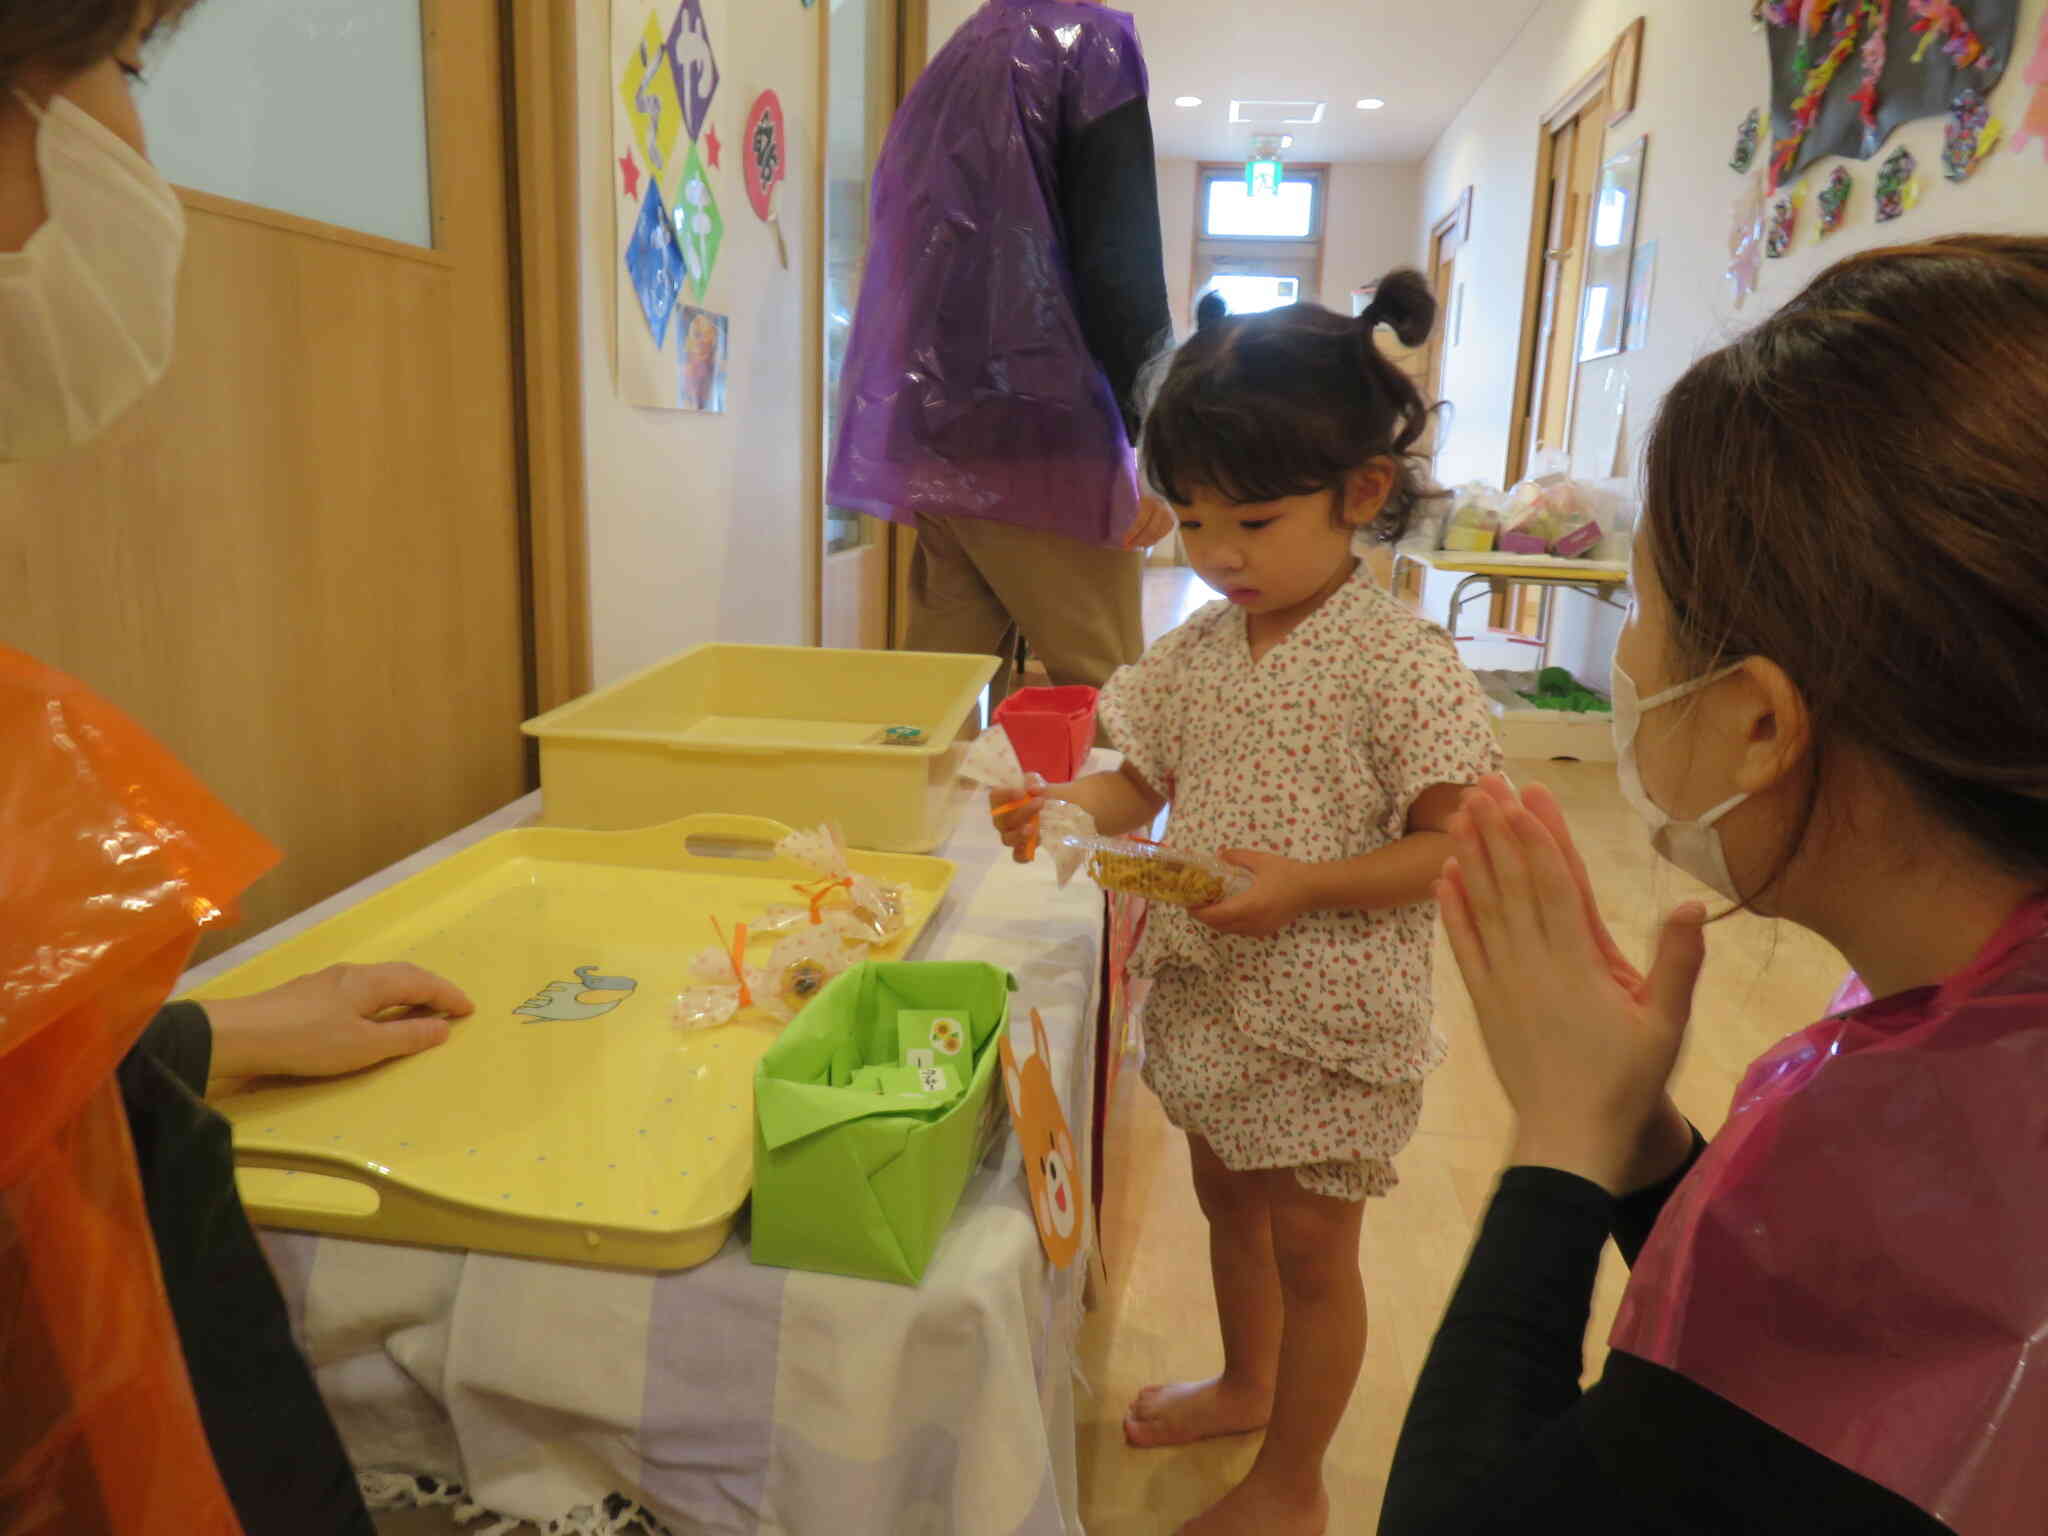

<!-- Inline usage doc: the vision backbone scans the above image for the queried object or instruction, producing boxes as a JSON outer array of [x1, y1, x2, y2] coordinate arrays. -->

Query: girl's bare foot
[[1177, 1472, 1328, 1535], [1122, 1376, 1272, 1448]]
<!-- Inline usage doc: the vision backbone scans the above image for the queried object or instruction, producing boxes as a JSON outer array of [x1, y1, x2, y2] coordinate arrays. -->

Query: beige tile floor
[[377, 576, 1850, 1533]]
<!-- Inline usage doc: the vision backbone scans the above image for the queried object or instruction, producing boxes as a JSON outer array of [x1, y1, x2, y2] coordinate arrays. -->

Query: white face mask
[[1612, 659, 1750, 902], [0, 91, 185, 460]]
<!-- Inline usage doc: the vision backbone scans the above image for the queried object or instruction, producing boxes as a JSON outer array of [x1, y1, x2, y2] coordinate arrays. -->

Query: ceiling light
[[1281, 135, 1295, 148], [1356, 97, 1385, 111], [1174, 95, 1202, 108]]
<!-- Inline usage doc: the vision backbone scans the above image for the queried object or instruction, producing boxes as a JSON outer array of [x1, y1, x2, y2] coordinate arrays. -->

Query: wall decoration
[[1766, 185, 1803, 257], [743, 90, 790, 269], [1624, 240, 1658, 351], [1876, 143, 1921, 217], [1817, 165, 1855, 231], [677, 308, 729, 414], [667, 0, 721, 146], [619, 11, 683, 188], [624, 181, 685, 347], [2016, 9, 2048, 159], [1943, 86, 2004, 177], [612, 0, 728, 412], [705, 122, 723, 171], [1732, 107, 1763, 170], [1762, 1, 2019, 189], [1728, 171, 1767, 307], [671, 140, 725, 302]]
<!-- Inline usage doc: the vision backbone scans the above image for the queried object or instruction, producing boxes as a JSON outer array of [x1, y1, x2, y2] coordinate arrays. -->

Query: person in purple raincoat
[[827, 0, 1173, 697]]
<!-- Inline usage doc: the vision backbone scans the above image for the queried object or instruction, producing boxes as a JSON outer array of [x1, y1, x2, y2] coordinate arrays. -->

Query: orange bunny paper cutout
[[1001, 1007, 1086, 1269]]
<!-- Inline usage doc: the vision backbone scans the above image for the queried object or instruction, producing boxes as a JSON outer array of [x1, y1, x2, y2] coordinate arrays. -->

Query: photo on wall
[[678, 308, 729, 414]]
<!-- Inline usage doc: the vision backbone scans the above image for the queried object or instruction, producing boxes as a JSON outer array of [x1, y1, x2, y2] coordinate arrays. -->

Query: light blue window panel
[[139, 0, 434, 249]]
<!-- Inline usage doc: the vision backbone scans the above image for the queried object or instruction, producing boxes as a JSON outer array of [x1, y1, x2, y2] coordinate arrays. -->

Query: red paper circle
[[743, 91, 786, 222]]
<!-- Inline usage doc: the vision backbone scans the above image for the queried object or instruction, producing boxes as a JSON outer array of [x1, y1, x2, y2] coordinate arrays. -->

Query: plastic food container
[[992, 686, 1098, 782], [523, 645, 1000, 852], [1056, 834, 1252, 908]]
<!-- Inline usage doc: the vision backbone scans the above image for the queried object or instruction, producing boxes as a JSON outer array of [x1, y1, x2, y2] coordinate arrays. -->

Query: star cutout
[[704, 124, 722, 170], [618, 151, 640, 200]]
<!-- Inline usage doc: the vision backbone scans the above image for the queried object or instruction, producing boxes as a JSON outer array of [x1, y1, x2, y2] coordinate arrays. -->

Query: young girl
[[996, 270, 1501, 1536], [1383, 236, 2048, 1536]]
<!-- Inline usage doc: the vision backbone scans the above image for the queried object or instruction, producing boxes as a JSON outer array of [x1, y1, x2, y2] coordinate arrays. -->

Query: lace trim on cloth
[[359, 1471, 676, 1536]]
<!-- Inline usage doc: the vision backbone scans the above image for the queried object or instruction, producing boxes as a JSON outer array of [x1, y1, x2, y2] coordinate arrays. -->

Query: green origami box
[[750, 961, 1015, 1285]]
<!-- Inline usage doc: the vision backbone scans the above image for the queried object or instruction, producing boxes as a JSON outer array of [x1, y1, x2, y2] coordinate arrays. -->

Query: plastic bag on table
[[958, 726, 1098, 879], [773, 823, 910, 946], [1501, 474, 1604, 557], [1, 646, 278, 1536], [1442, 483, 1504, 552]]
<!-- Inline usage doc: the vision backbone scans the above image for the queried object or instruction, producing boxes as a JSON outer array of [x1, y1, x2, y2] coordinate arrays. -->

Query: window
[[1200, 167, 1324, 241], [1203, 274, 1300, 315]]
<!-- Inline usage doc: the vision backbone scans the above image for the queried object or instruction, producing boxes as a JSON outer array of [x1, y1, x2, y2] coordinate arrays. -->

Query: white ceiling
[[1133, 0, 1551, 164]]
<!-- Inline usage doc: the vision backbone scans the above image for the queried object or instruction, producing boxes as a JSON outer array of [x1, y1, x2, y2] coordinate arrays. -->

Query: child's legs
[[1124, 1135, 1282, 1446], [1250, 1174, 1367, 1491], [1190, 1134, 1285, 1401]]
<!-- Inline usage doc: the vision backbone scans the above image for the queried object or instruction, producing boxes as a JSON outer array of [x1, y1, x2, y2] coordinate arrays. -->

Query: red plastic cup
[[992, 686, 1099, 783]]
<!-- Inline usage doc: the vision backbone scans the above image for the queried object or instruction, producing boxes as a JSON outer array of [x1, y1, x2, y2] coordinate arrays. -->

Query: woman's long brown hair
[[1644, 235, 2048, 885]]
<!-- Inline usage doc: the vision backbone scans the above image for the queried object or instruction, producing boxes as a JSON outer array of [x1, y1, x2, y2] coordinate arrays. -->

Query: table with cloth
[[179, 783, 1109, 1536]]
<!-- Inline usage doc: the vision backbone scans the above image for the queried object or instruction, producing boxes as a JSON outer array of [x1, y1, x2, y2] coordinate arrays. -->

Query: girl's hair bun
[[1362, 268, 1437, 350]]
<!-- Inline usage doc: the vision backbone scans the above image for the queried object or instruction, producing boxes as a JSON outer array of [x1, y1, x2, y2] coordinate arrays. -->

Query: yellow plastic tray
[[184, 815, 954, 1272], [521, 644, 999, 853]]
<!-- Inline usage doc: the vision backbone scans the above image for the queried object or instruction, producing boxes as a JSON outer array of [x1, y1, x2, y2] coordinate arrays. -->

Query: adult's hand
[[1438, 777, 1707, 1194], [201, 962, 473, 1090]]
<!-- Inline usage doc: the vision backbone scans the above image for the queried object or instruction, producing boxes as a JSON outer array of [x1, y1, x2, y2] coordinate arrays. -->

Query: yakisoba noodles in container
[[1053, 833, 1252, 909]]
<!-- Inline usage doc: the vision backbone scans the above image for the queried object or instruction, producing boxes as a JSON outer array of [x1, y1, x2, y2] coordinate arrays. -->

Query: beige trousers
[[906, 514, 1145, 702]]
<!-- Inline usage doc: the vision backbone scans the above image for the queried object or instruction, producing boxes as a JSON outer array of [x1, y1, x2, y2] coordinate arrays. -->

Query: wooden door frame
[[1423, 185, 1472, 405], [1503, 45, 1619, 487], [504, 0, 591, 713]]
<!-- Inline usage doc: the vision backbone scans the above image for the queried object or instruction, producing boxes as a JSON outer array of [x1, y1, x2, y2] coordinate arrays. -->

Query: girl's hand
[[1195, 850, 1314, 937], [1438, 778, 1708, 1194], [990, 783, 1045, 864]]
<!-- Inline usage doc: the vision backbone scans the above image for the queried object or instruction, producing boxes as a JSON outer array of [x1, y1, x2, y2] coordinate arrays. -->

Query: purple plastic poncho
[[1612, 892, 2048, 1533], [826, 0, 1146, 549]]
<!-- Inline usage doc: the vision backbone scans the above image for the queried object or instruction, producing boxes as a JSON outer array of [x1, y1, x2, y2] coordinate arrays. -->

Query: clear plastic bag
[[958, 726, 1098, 862], [1049, 833, 1252, 909], [1501, 474, 1604, 558], [1443, 483, 1503, 552]]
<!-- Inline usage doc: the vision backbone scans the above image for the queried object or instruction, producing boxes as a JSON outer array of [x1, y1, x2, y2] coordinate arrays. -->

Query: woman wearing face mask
[[1378, 237, 2048, 1536], [4, 7, 467, 1533]]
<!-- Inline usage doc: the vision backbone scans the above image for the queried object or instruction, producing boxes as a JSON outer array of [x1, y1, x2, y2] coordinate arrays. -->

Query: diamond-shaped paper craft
[[625, 181, 686, 348], [667, 0, 721, 146], [670, 141, 724, 304], [619, 10, 683, 186]]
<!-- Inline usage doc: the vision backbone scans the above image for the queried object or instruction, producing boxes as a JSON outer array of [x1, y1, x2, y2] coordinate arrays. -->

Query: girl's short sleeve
[[1369, 626, 1504, 817], [1097, 622, 1195, 800]]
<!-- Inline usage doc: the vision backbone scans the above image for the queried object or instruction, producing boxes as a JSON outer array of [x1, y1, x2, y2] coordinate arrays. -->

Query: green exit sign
[[1246, 158, 1282, 197]]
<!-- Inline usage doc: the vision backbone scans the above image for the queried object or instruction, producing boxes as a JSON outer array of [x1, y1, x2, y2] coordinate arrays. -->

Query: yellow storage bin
[[522, 645, 999, 853], [187, 814, 956, 1272]]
